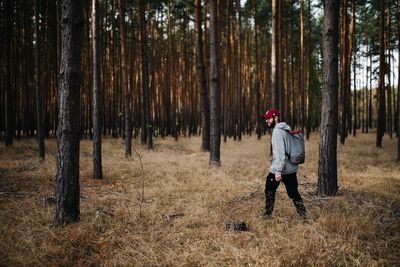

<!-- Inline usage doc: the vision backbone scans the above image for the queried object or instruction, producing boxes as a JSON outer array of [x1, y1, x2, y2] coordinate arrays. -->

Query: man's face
[[266, 117, 275, 128]]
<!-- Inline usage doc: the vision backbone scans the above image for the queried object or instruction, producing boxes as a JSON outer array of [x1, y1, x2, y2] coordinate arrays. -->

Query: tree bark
[[236, 0, 242, 141], [369, 53, 373, 130], [167, 0, 175, 140], [306, 0, 312, 139], [397, 0, 400, 159], [271, 0, 279, 108], [54, 0, 83, 226], [300, 0, 305, 131], [140, 0, 153, 149], [352, 0, 357, 137], [195, 0, 210, 151], [289, 0, 294, 126], [318, 0, 339, 196], [209, 0, 221, 166], [339, 0, 349, 144], [5, 0, 13, 146], [377, 0, 385, 148], [387, 0, 392, 138], [118, 0, 132, 157], [92, 0, 102, 179], [35, 0, 45, 158], [254, 3, 261, 140]]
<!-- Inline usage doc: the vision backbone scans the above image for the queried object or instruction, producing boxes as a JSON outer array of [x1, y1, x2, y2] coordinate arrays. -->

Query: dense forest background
[[0, 0, 398, 147]]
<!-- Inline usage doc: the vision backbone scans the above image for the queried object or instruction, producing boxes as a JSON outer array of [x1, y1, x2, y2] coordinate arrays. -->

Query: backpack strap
[[282, 129, 291, 159], [289, 129, 302, 135]]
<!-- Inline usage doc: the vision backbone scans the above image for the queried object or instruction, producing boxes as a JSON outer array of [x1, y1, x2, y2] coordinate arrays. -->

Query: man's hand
[[275, 173, 282, 182]]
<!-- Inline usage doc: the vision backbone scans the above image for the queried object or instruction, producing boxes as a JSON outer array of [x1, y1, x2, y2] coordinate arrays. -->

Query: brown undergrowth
[[0, 132, 399, 266]]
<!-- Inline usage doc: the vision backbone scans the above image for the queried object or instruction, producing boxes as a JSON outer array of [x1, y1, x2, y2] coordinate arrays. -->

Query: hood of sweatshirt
[[274, 122, 291, 132]]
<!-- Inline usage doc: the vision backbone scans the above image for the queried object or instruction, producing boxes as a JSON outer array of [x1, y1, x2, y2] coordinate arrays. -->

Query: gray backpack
[[285, 130, 305, 164]]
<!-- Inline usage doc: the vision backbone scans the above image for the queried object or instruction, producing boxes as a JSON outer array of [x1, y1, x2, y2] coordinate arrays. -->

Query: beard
[[268, 121, 276, 129]]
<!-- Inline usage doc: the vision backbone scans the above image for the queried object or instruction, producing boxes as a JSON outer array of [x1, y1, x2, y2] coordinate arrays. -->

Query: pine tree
[[318, 0, 339, 196], [54, 0, 83, 226], [209, 0, 221, 166]]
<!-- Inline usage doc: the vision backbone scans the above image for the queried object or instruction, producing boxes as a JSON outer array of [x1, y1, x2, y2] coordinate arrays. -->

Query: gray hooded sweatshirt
[[269, 122, 298, 175]]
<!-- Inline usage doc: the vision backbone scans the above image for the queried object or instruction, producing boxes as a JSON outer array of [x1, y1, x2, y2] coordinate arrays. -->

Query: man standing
[[262, 108, 307, 220]]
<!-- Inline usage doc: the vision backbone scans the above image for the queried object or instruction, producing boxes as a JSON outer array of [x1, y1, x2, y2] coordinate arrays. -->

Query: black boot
[[293, 200, 307, 221], [264, 191, 276, 218]]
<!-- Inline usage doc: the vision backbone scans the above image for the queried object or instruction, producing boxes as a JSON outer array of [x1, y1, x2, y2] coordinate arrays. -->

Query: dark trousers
[[265, 172, 306, 218]]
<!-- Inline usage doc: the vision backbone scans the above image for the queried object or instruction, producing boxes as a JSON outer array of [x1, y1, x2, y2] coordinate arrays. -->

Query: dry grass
[[0, 132, 399, 266]]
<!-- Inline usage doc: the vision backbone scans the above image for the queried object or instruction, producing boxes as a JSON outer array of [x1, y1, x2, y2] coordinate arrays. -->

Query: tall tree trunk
[[289, 0, 294, 126], [35, 0, 45, 158], [54, 0, 83, 226], [209, 0, 221, 166], [351, 0, 357, 137], [339, 0, 349, 144], [271, 0, 279, 108], [363, 44, 368, 133], [14, 2, 20, 140], [195, 0, 210, 151], [318, 0, 339, 196], [92, 0, 102, 179], [306, 0, 312, 139], [387, 0, 392, 138], [167, 0, 175, 140], [277, 0, 283, 119], [229, 1, 236, 140], [368, 53, 373, 130], [140, 0, 152, 149], [22, 3, 32, 137], [397, 0, 400, 159], [254, 2, 261, 139], [5, 0, 13, 146], [236, 0, 242, 141], [377, 0, 386, 148], [229, 0, 235, 140], [118, 0, 132, 157], [300, 0, 305, 131]]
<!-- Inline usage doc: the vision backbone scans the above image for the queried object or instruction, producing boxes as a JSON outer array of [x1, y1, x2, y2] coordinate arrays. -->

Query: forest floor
[[0, 132, 399, 266]]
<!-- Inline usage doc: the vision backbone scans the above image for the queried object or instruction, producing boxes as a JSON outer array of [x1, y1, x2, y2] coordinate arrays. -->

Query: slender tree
[[318, 0, 339, 196], [271, 0, 279, 108], [209, 0, 221, 166], [236, 0, 242, 141], [35, 0, 45, 159], [54, 0, 83, 226], [92, 0, 102, 179], [118, 0, 132, 156], [397, 0, 400, 159], [306, 0, 313, 139], [140, 0, 152, 149], [351, 0, 357, 137], [300, 0, 305, 130], [166, 0, 174, 139], [368, 53, 373, 130], [377, 0, 386, 148], [254, 2, 261, 139], [195, 0, 210, 151], [4, 0, 13, 146], [387, 0, 392, 139], [289, 0, 294, 126], [339, 0, 349, 144]]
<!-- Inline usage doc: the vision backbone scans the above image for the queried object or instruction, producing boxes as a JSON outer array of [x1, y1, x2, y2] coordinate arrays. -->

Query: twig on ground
[[239, 182, 261, 201], [131, 144, 145, 217], [163, 213, 185, 223]]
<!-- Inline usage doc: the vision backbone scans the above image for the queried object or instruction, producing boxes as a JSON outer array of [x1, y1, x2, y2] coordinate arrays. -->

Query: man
[[262, 108, 307, 220]]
